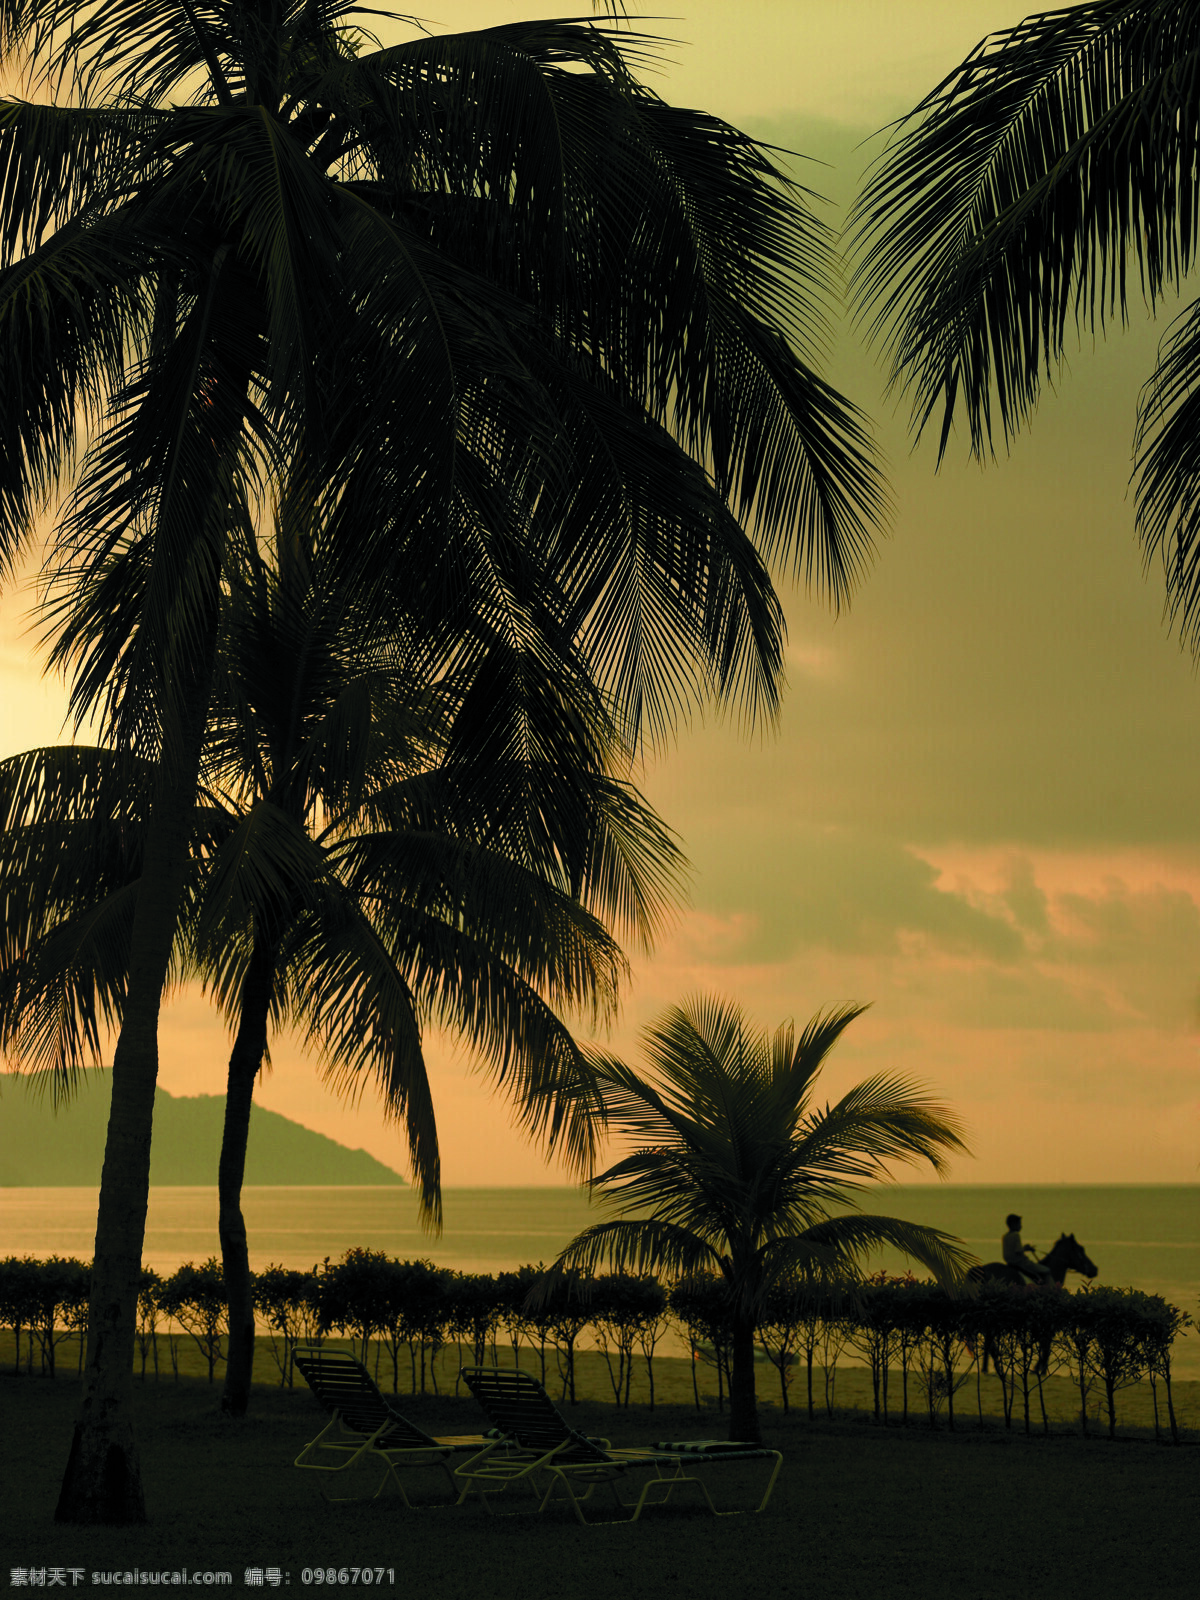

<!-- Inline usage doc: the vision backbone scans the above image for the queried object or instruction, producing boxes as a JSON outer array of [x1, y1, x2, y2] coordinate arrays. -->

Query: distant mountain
[[0, 1071, 406, 1186]]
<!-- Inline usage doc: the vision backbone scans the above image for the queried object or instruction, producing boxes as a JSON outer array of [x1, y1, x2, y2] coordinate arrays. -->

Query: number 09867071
[[300, 1569, 395, 1585]]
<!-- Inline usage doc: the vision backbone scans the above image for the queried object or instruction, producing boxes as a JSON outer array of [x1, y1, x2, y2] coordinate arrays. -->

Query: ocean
[[3, 1183, 1197, 1373]]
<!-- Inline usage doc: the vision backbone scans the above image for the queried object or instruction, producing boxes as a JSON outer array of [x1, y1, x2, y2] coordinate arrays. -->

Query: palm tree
[[848, 1, 1200, 644], [0, 497, 686, 1418], [201, 506, 686, 1418], [0, 1, 886, 1521], [543, 995, 973, 1443]]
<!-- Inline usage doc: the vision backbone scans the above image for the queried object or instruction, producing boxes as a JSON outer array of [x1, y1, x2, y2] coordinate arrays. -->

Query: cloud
[[649, 841, 1200, 1047], [680, 825, 1025, 964]]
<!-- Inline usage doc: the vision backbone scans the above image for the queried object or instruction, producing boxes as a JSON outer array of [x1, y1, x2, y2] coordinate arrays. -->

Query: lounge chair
[[292, 1348, 494, 1506], [455, 1365, 782, 1524]]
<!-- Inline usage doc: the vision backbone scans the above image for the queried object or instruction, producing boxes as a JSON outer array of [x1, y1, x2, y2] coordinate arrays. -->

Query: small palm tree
[[545, 996, 973, 1442]]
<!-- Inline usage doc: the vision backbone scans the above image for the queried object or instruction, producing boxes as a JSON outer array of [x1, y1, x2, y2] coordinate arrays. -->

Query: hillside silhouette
[[0, 1072, 405, 1186]]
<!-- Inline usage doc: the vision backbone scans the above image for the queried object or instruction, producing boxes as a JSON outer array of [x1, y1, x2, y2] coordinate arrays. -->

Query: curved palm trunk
[[728, 1311, 761, 1445], [55, 690, 211, 1525], [219, 940, 275, 1417]]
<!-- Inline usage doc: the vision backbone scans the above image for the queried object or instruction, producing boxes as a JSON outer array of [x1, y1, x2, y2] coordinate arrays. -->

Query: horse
[[967, 1233, 1098, 1375]]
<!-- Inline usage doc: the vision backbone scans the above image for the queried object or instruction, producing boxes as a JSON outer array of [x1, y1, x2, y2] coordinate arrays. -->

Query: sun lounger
[[292, 1348, 494, 1506], [455, 1364, 782, 1523]]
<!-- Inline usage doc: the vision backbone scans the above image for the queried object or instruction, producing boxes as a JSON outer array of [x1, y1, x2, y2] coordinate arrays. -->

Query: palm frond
[[850, 0, 1200, 462], [544, 1218, 720, 1287], [265, 901, 440, 1220], [0, 100, 162, 267], [1133, 290, 1200, 644], [0, 208, 153, 572], [790, 1072, 970, 1185], [791, 1213, 976, 1291], [43, 246, 267, 743]]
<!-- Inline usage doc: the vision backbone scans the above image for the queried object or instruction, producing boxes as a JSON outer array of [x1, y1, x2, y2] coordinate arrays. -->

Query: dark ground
[[4, 1375, 1197, 1600]]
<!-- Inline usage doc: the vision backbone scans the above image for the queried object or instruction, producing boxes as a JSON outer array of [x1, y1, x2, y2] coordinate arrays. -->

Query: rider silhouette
[[1001, 1213, 1053, 1286]]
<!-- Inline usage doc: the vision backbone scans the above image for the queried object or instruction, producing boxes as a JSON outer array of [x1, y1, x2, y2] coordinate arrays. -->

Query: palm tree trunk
[[54, 686, 211, 1525], [728, 1312, 761, 1444], [218, 940, 275, 1417]]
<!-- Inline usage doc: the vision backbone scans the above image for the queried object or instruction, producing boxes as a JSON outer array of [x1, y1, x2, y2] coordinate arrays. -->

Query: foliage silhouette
[[850, 0, 1200, 646], [539, 993, 973, 1442], [0, 0, 887, 1520]]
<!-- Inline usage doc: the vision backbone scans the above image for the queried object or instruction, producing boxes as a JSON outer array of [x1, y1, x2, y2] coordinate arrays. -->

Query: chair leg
[[750, 1453, 783, 1514], [624, 1472, 717, 1523]]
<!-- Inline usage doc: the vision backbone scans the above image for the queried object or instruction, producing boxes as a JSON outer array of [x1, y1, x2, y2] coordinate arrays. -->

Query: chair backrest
[[293, 1349, 436, 1447], [460, 1366, 608, 1462]]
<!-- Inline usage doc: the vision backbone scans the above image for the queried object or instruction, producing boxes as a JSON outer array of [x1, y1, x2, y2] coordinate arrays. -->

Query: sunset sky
[[2, 2, 1198, 1187]]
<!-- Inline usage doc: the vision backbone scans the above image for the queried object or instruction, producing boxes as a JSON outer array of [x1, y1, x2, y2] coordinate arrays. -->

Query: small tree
[[544, 996, 971, 1442], [134, 1271, 163, 1383], [847, 1274, 918, 1425], [0, 1257, 41, 1375], [634, 1279, 672, 1411], [446, 1274, 504, 1384], [254, 1266, 323, 1387], [1076, 1286, 1162, 1440], [760, 1279, 850, 1417], [542, 1271, 595, 1406], [316, 1250, 392, 1374], [60, 1261, 92, 1378], [1054, 1296, 1101, 1437], [669, 1276, 734, 1412], [495, 1269, 532, 1370], [914, 1288, 972, 1432], [1143, 1294, 1191, 1445], [390, 1260, 449, 1395], [26, 1257, 91, 1379], [590, 1275, 666, 1407], [160, 1260, 228, 1383], [509, 1266, 556, 1387]]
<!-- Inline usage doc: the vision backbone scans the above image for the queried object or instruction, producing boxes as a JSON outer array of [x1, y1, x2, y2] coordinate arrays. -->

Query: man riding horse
[[1001, 1213, 1054, 1287], [968, 1222, 1098, 1375]]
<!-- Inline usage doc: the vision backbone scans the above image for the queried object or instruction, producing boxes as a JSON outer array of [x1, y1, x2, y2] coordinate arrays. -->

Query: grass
[[7, 1328, 1198, 1437], [6, 1354, 1197, 1600]]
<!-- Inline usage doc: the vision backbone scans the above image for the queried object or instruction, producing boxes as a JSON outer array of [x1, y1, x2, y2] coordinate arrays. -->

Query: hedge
[[0, 1254, 1192, 1441]]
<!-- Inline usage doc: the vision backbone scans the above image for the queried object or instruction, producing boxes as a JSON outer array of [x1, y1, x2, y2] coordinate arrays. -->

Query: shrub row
[[1, 1254, 1191, 1440]]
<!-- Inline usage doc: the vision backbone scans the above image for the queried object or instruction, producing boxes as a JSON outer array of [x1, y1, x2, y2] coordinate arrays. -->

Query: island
[[0, 1071, 406, 1186]]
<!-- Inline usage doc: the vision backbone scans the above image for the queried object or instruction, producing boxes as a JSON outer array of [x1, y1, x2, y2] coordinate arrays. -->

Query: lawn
[[5, 1357, 1197, 1600]]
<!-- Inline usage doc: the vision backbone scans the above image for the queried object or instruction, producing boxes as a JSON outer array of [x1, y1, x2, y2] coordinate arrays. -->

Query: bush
[[253, 1265, 324, 1386], [589, 1274, 668, 1407], [1, 1250, 1190, 1445], [0, 1256, 46, 1375], [160, 1259, 228, 1382], [669, 1276, 734, 1412], [0, 1257, 92, 1379]]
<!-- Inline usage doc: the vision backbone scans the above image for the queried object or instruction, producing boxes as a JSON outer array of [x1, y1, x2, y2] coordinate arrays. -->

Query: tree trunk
[[55, 689, 211, 1524], [728, 1312, 761, 1444], [219, 941, 275, 1417]]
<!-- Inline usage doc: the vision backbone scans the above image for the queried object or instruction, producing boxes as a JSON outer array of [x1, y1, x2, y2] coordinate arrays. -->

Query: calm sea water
[[4, 1183, 1197, 1373]]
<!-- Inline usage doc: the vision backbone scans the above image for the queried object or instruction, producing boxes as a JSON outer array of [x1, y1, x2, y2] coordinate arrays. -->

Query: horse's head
[[1055, 1233, 1098, 1279]]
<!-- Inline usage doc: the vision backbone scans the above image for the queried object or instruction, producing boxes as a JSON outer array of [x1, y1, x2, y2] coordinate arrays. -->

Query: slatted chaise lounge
[[455, 1365, 782, 1524], [292, 1348, 494, 1506]]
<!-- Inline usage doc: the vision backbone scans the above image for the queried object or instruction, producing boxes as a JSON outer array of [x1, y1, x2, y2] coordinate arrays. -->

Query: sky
[[2, 2, 1198, 1187]]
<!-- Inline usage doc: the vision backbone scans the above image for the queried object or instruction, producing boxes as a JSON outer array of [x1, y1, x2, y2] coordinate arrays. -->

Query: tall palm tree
[[848, 1, 1200, 644], [0, 1, 886, 1521], [201, 504, 685, 1418], [544, 996, 973, 1443], [0, 497, 686, 1418]]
